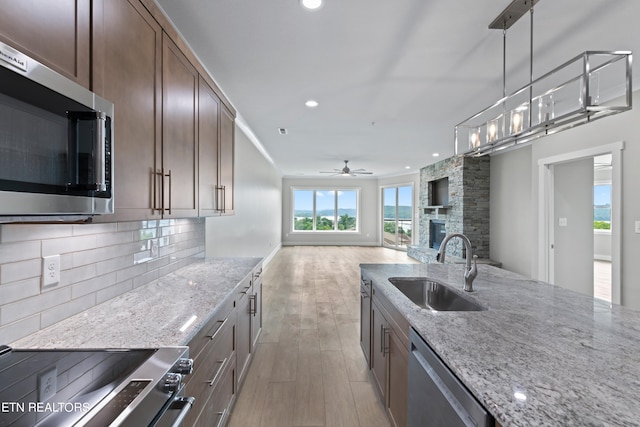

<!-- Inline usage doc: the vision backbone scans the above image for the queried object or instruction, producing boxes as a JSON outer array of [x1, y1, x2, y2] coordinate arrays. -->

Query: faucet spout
[[435, 233, 478, 292]]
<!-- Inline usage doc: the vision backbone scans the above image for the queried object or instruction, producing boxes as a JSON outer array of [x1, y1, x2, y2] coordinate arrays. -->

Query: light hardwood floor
[[227, 246, 418, 427], [594, 260, 612, 302]]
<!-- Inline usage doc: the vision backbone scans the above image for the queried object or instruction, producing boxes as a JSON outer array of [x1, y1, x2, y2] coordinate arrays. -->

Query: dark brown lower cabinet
[[388, 327, 408, 427], [236, 276, 252, 386], [367, 279, 410, 427], [184, 297, 236, 427], [198, 355, 236, 427], [371, 299, 388, 398], [360, 275, 372, 366]]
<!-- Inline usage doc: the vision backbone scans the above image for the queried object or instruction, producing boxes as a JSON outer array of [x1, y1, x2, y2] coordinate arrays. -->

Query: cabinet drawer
[[189, 296, 235, 361], [237, 275, 252, 303], [251, 264, 263, 286], [184, 312, 235, 425], [196, 354, 236, 427]]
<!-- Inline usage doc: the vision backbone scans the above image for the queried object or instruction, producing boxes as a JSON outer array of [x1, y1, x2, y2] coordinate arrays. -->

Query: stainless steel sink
[[388, 277, 486, 311]]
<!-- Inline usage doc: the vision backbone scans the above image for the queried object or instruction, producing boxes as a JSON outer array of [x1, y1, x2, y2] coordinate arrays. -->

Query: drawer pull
[[206, 316, 229, 341], [250, 294, 257, 316], [215, 408, 228, 427], [240, 285, 251, 295], [207, 357, 228, 387]]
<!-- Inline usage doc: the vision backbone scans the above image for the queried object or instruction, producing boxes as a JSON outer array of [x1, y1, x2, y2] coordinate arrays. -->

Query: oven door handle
[[167, 396, 195, 427]]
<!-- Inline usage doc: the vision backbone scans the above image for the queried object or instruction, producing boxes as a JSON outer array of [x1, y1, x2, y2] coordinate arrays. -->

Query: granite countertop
[[360, 262, 640, 427], [11, 257, 262, 349]]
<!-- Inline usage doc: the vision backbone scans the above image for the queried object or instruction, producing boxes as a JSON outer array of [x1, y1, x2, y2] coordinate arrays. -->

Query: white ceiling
[[156, 0, 639, 178]]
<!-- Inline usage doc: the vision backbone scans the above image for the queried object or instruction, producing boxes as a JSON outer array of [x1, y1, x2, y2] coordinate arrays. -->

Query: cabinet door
[[371, 300, 388, 402], [360, 283, 371, 367], [0, 0, 91, 87], [162, 32, 198, 217], [198, 77, 220, 216], [388, 329, 408, 427], [218, 105, 235, 215], [93, 0, 162, 221], [251, 275, 262, 348], [236, 283, 252, 386]]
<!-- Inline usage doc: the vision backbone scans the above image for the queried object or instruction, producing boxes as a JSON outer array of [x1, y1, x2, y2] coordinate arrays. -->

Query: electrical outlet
[[558, 218, 568, 227], [42, 255, 60, 287], [38, 367, 57, 401], [636, 221, 640, 234]]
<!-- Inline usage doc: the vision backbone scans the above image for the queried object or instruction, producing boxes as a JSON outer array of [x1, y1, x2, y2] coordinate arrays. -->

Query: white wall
[[206, 124, 282, 260], [490, 145, 534, 276], [490, 90, 640, 309]]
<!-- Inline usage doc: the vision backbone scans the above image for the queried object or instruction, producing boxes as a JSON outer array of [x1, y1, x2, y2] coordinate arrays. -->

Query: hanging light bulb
[[469, 128, 481, 149], [487, 119, 499, 142], [510, 110, 523, 134]]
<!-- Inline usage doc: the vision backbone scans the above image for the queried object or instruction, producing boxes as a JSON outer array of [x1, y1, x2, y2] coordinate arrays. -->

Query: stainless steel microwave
[[0, 41, 114, 220]]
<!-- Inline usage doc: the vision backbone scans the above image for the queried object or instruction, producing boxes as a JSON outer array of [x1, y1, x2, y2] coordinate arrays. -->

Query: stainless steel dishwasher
[[408, 328, 494, 427]]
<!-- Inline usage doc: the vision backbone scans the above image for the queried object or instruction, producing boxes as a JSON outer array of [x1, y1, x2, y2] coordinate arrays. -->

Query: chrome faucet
[[435, 233, 478, 292]]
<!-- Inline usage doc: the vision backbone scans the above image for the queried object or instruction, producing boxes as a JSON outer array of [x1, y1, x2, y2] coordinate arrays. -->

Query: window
[[594, 184, 611, 230], [293, 189, 358, 232]]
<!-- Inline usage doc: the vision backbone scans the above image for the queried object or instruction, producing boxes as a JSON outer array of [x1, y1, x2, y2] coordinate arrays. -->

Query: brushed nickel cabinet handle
[[383, 327, 390, 355], [206, 316, 229, 341], [152, 169, 163, 213], [250, 294, 257, 316], [166, 169, 172, 214], [215, 185, 224, 213], [221, 184, 226, 213], [207, 357, 228, 387], [215, 408, 228, 427]]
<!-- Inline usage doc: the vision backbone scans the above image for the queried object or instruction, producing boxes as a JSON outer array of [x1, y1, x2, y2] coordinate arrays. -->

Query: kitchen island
[[10, 256, 262, 349], [361, 262, 640, 427]]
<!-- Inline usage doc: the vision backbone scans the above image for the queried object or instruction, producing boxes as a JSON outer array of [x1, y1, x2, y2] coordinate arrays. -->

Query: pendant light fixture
[[454, 0, 632, 157]]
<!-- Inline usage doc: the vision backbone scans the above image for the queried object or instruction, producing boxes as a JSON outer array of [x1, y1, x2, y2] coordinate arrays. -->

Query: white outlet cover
[[38, 367, 57, 401], [42, 254, 60, 287], [558, 218, 568, 227], [636, 221, 640, 234]]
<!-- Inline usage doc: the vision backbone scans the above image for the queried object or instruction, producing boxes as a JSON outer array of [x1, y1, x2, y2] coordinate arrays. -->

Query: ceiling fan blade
[[355, 171, 373, 175]]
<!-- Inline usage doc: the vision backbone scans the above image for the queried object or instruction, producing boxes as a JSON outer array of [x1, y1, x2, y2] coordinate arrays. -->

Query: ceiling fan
[[320, 160, 373, 176]]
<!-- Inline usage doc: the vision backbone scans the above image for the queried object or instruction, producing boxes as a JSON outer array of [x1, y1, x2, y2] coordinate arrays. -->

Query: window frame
[[291, 187, 360, 233], [593, 182, 612, 234]]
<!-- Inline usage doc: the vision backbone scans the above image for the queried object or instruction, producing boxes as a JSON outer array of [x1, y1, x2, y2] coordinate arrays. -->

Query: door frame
[[537, 141, 623, 304]]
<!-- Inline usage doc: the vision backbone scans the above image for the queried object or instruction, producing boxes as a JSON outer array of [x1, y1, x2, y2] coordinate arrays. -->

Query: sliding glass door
[[382, 185, 413, 249]]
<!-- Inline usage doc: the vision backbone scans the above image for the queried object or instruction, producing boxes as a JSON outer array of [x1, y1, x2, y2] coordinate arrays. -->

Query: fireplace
[[429, 220, 446, 250]]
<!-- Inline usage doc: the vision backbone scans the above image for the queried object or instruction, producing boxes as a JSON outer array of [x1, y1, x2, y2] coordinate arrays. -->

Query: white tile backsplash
[[0, 258, 41, 283], [0, 218, 205, 344]]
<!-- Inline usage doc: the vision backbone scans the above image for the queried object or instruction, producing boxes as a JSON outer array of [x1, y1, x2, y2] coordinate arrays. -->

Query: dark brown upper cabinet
[[0, 0, 91, 88]]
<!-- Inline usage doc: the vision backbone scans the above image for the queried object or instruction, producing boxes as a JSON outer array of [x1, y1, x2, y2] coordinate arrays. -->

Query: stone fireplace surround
[[408, 156, 497, 265]]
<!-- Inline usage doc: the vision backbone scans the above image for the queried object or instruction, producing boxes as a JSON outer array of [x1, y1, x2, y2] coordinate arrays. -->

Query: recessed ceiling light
[[405, 166, 411, 169], [305, 99, 319, 108], [432, 153, 440, 157], [278, 128, 288, 135], [301, 0, 322, 10]]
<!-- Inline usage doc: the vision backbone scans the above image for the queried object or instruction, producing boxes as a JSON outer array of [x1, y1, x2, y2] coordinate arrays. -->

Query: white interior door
[[538, 142, 622, 305], [552, 158, 594, 296]]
